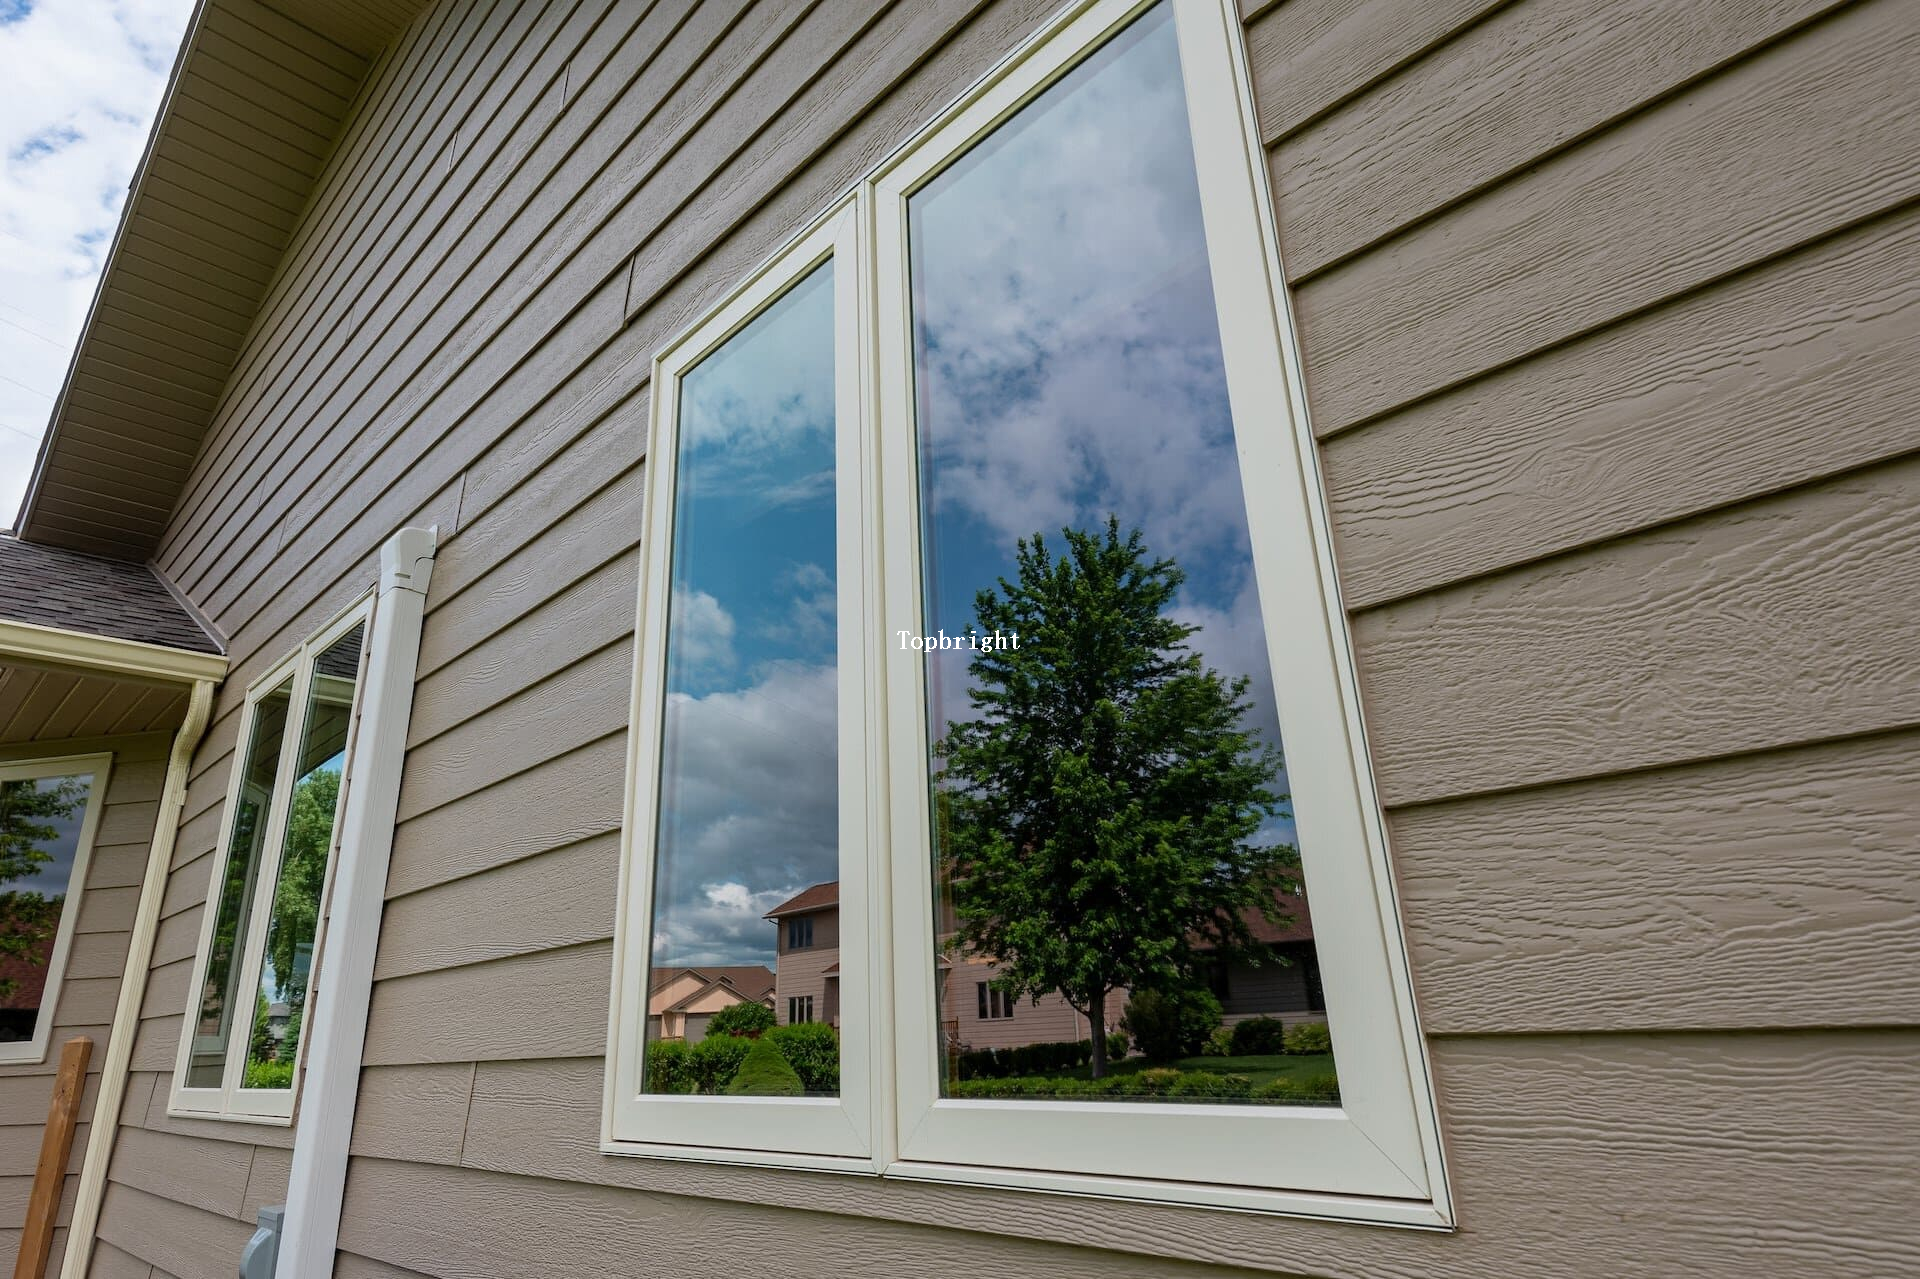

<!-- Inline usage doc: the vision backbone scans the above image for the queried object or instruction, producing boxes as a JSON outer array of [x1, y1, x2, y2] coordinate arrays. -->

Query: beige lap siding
[[80, 0, 1920, 1274]]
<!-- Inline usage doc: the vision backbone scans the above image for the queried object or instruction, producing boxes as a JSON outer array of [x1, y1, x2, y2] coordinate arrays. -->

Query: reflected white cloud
[[654, 660, 837, 966]]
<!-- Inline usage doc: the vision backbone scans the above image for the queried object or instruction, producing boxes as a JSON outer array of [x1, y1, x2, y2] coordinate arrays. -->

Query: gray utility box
[[239, 1203, 284, 1279]]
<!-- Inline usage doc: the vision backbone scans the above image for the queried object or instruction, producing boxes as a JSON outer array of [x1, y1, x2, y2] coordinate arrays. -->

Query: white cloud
[[651, 660, 839, 966], [668, 586, 737, 674], [0, 0, 194, 527]]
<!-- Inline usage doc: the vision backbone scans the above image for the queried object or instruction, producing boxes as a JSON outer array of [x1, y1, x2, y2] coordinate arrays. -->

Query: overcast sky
[[0, 0, 194, 529]]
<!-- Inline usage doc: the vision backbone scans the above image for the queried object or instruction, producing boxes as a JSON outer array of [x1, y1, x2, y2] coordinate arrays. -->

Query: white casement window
[[607, 0, 1448, 1224], [171, 601, 374, 1122], [0, 753, 110, 1065]]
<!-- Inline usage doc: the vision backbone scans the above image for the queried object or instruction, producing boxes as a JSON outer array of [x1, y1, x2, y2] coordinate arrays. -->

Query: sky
[[0, 0, 195, 528]]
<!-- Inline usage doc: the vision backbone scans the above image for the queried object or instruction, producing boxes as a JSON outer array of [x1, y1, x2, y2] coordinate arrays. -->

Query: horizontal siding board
[[95, 1182, 255, 1279], [1397, 729, 1920, 1033], [363, 942, 610, 1066], [1325, 205, 1920, 608], [1273, 0, 1843, 277], [385, 732, 624, 899], [1243, 0, 1506, 143], [436, 1031, 1920, 1278], [349, 1064, 473, 1165], [374, 832, 618, 980], [1357, 455, 1920, 806], [1291, 0, 1920, 432], [393, 637, 630, 822], [106, 1125, 253, 1219]]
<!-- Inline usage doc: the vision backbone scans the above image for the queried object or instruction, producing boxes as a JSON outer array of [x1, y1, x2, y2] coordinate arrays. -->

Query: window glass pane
[[0, 771, 94, 1044], [908, 3, 1337, 1106], [645, 262, 839, 1098], [241, 625, 365, 1091], [188, 679, 293, 1088]]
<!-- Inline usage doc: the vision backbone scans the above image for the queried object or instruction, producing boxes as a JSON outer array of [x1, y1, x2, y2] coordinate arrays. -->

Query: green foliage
[[723, 1037, 804, 1097], [1106, 1031, 1129, 1063], [650, 1026, 841, 1095], [936, 521, 1296, 1076], [688, 1035, 751, 1093], [249, 989, 274, 1063], [1200, 1025, 1235, 1057], [1253, 1073, 1340, 1105], [1230, 1017, 1288, 1056], [645, 1039, 694, 1094], [705, 1000, 776, 1039], [1121, 986, 1222, 1064], [949, 1068, 1252, 1102], [242, 1058, 295, 1090], [0, 776, 85, 999], [266, 768, 340, 1007], [1283, 1022, 1332, 1056], [956, 1038, 1095, 1080], [765, 1022, 838, 1093]]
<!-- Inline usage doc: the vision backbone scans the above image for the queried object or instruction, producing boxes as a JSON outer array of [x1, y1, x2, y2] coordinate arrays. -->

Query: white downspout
[[276, 526, 437, 1278], [62, 675, 217, 1279]]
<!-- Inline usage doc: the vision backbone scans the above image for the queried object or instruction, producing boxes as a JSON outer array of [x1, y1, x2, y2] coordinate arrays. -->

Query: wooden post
[[14, 1037, 91, 1279]]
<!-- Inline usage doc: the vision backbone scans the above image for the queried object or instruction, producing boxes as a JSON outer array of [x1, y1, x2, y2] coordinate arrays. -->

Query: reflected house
[[647, 965, 775, 1044], [767, 881, 1325, 1053]]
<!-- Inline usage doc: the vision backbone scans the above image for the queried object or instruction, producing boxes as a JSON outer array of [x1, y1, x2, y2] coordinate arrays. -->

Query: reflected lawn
[[1059, 1052, 1334, 1089]]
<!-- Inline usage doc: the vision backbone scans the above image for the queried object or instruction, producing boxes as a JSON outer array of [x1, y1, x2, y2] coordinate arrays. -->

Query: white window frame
[[170, 596, 374, 1124], [0, 752, 112, 1066], [602, 200, 880, 1172], [605, 0, 1450, 1226]]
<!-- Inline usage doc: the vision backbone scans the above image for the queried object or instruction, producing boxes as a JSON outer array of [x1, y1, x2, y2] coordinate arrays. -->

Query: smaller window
[[173, 600, 372, 1122], [0, 754, 110, 1065], [788, 996, 814, 1024], [976, 983, 1014, 1021], [787, 916, 813, 950]]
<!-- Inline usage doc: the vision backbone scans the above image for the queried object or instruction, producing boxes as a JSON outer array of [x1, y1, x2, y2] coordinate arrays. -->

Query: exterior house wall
[[85, 0, 1920, 1276], [0, 724, 179, 1278]]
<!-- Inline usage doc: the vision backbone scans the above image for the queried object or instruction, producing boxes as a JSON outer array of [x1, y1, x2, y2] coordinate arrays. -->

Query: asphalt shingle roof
[[0, 536, 222, 655]]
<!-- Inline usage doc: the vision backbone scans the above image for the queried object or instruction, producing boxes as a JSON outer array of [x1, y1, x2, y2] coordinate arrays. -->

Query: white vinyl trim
[[603, 200, 878, 1164], [277, 527, 438, 1279], [169, 593, 378, 1123], [0, 752, 113, 1066]]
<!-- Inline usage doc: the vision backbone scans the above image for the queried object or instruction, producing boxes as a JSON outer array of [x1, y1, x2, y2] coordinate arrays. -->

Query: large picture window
[[0, 753, 109, 1065], [172, 602, 370, 1121], [608, 0, 1447, 1223]]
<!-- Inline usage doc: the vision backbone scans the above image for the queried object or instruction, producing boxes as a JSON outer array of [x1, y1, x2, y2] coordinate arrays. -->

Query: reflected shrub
[[1200, 1026, 1235, 1057], [688, 1035, 751, 1092], [645, 1039, 694, 1093], [242, 1059, 295, 1090], [723, 1037, 805, 1096], [650, 1027, 839, 1094], [705, 1001, 776, 1039], [1282, 1022, 1332, 1055], [1230, 1017, 1287, 1055], [1106, 1031, 1129, 1063], [766, 1022, 838, 1093], [1120, 987, 1222, 1064], [956, 1038, 1100, 1080]]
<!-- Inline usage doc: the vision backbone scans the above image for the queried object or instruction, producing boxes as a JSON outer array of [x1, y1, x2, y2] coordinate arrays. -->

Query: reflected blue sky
[[652, 264, 838, 967], [909, 4, 1293, 846]]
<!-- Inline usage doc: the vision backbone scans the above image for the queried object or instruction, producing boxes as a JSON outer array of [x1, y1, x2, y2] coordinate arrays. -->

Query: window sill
[[595, 1140, 1454, 1229]]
